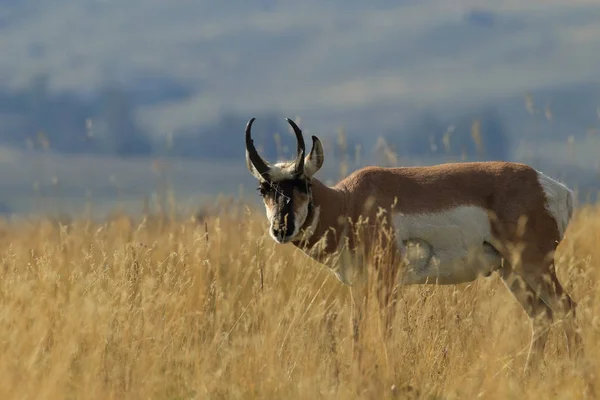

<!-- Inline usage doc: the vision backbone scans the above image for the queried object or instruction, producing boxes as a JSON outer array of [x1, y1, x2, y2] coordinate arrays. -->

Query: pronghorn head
[[245, 117, 324, 244]]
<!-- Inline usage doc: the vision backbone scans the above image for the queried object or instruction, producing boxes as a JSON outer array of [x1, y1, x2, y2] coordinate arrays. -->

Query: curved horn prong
[[245, 117, 270, 178], [285, 118, 306, 174]]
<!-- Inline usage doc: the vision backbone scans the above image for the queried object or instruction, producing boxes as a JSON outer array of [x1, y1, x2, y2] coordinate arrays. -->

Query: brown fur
[[245, 118, 580, 374], [290, 161, 581, 373], [296, 162, 555, 262]]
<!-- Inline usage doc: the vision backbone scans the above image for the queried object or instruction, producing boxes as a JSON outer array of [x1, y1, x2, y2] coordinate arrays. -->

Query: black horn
[[285, 118, 306, 174], [245, 117, 270, 178]]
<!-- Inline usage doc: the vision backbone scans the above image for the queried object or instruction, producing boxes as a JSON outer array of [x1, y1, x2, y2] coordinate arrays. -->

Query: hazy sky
[[1, 0, 599, 137], [1, 0, 600, 213]]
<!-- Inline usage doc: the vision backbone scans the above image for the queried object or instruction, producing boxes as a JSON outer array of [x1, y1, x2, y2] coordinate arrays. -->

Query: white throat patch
[[294, 205, 320, 243]]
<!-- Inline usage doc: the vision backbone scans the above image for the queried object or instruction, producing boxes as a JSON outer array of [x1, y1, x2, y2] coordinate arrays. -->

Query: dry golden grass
[[1, 200, 600, 399]]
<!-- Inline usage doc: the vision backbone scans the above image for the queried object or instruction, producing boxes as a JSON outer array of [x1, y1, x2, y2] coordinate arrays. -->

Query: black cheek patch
[[289, 178, 310, 194]]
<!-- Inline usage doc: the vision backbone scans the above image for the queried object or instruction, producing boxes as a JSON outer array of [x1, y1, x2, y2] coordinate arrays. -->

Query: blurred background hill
[[0, 0, 599, 216]]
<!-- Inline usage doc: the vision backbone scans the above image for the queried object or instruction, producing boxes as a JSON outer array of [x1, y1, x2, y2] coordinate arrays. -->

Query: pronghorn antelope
[[244, 117, 581, 373]]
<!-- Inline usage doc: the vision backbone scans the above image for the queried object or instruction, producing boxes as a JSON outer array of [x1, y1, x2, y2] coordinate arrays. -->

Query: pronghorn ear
[[304, 135, 324, 178]]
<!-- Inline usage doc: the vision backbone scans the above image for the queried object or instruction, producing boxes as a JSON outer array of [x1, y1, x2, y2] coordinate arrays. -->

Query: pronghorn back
[[296, 161, 571, 286]]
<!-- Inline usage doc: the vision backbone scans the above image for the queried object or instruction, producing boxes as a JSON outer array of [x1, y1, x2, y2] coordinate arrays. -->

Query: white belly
[[394, 205, 503, 285]]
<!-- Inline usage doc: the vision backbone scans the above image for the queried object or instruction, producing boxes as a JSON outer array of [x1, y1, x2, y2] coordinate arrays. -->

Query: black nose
[[272, 226, 291, 241], [272, 228, 283, 238]]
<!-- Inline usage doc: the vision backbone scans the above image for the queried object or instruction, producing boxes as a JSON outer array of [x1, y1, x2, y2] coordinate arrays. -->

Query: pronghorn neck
[[291, 177, 348, 259]]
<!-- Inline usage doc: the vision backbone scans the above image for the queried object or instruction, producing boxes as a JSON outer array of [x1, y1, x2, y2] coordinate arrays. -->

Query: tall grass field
[[0, 124, 598, 399], [0, 194, 599, 399]]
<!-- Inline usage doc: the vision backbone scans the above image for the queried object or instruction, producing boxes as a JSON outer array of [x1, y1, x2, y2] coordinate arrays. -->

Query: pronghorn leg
[[349, 279, 368, 370], [491, 208, 579, 373], [521, 262, 582, 360], [500, 267, 553, 374], [525, 267, 595, 400], [379, 284, 398, 339], [375, 264, 400, 339]]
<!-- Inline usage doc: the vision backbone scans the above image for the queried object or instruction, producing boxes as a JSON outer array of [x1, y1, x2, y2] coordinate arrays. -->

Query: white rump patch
[[394, 205, 502, 285], [536, 170, 574, 239]]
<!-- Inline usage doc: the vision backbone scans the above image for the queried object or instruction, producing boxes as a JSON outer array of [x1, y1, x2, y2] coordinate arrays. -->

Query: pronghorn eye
[[257, 187, 267, 197]]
